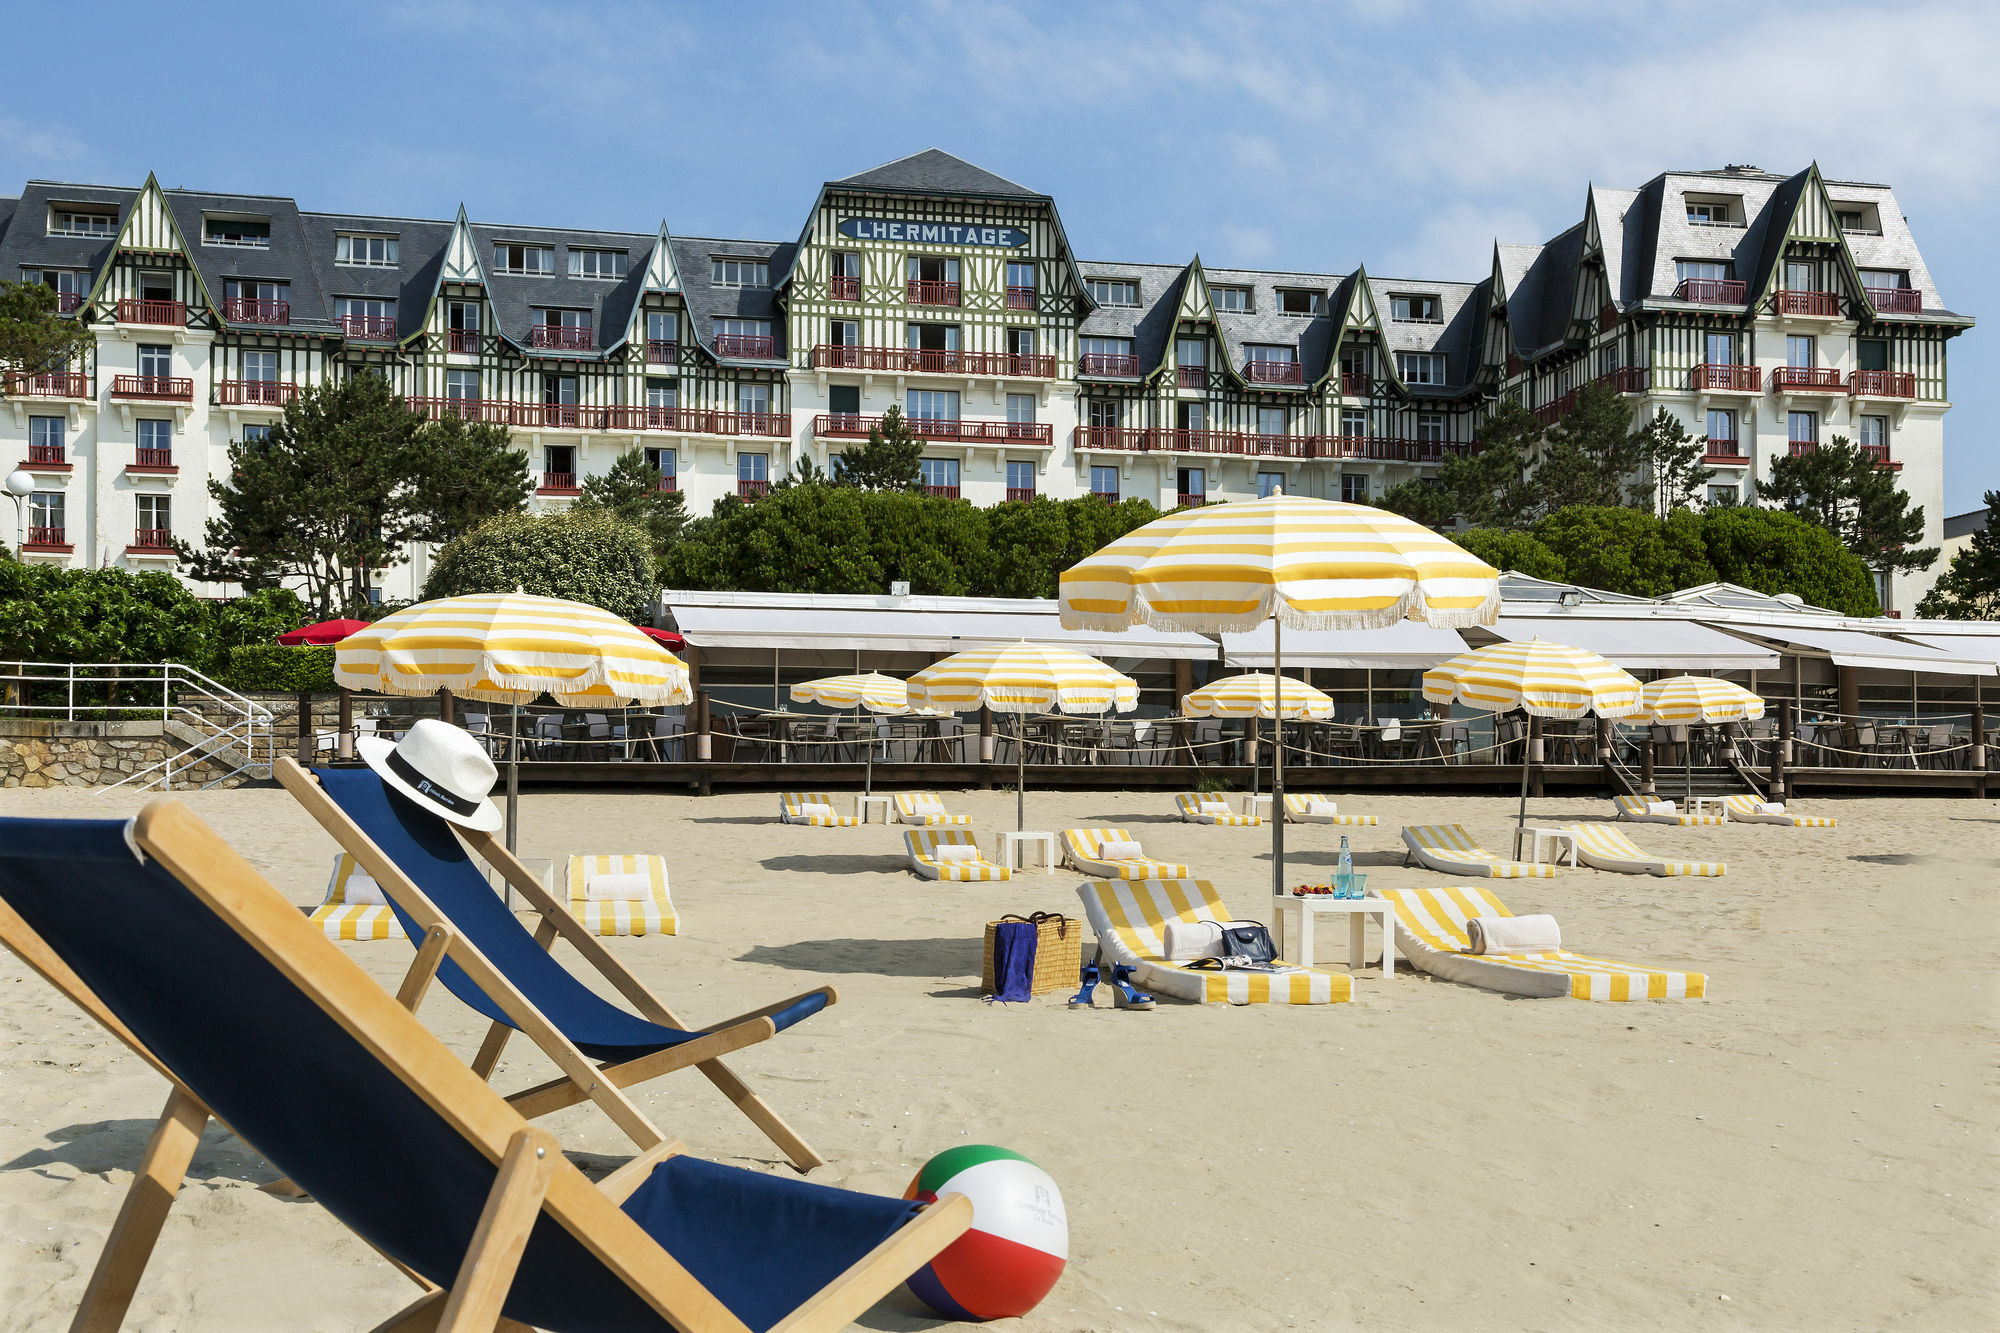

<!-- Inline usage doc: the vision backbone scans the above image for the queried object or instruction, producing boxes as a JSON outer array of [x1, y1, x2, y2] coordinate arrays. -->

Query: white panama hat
[[356, 719, 505, 833]]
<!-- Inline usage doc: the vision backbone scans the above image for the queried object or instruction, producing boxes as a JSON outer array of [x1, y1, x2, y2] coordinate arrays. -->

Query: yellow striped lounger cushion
[[1282, 794, 1379, 826], [1613, 794, 1724, 827], [1566, 824, 1723, 877], [905, 829, 1010, 881], [307, 853, 407, 942], [1174, 793, 1262, 826], [1401, 824, 1555, 878], [1061, 828, 1192, 880], [565, 854, 678, 936], [1077, 878, 1350, 1005], [1384, 885, 1705, 1001], [1723, 794, 1837, 828], [894, 793, 970, 826], [779, 792, 861, 827]]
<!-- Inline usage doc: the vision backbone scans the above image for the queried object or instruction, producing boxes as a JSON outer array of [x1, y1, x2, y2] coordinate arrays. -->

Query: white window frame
[[568, 248, 629, 280], [494, 243, 556, 276], [1277, 289, 1324, 315], [1397, 352, 1446, 385], [49, 208, 115, 237], [1086, 278, 1139, 307], [711, 258, 770, 288], [202, 215, 271, 248], [1390, 293, 1441, 323], [1213, 286, 1253, 313], [335, 233, 399, 266]]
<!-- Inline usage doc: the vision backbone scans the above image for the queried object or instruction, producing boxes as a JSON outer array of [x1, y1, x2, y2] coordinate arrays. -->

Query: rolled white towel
[[584, 870, 652, 902], [1466, 913, 1561, 954], [1645, 799, 1677, 815], [931, 843, 980, 863], [343, 870, 388, 906], [1097, 839, 1146, 861], [1196, 799, 1229, 814], [1306, 799, 1338, 817], [1163, 919, 1224, 961], [797, 802, 837, 821], [1757, 801, 1786, 815]]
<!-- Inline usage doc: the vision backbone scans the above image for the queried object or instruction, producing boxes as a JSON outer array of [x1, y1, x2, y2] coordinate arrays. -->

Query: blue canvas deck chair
[[274, 758, 832, 1173], [0, 802, 972, 1333]]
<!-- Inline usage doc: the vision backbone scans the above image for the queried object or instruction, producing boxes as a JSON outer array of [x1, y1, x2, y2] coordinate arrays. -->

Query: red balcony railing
[[1863, 443, 1899, 470], [1850, 370, 1915, 399], [111, 375, 193, 401], [1773, 289, 1839, 317], [1770, 366, 1844, 392], [1320, 435, 1459, 464], [117, 298, 184, 325], [1175, 365, 1206, 389], [1175, 492, 1206, 508], [223, 298, 289, 325], [27, 442, 67, 466], [130, 528, 174, 551], [1078, 352, 1142, 378], [1005, 285, 1036, 310], [829, 276, 861, 301], [26, 526, 68, 548], [738, 478, 770, 499], [656, 475, 678, 493], [1243, 359, 1304, 386], [1865, 286, 1922, 314], [1090, 490, 1119, 504], [714, 334, 776, 358], [530, 325, 594, 351], [1703, 440, 1745, 464], [339, 314, 397, 341], [811, 414, 1052, 446], [1787, 439, 1819, 457], [5, 371, 89, 399], [1673, 278, 1745, 305], [809, 344, 1056, 378], [55, 292, 85, 314], [1599, 303, 1619, 333], [1075, 426, 1147, 452], [401, 397, 792, 437], [922, 484, 962, 500], [216, 379, 298, 406], [1691, 363, 1759, 392], [646, 339, 679, 364], [1341, 371, 1369, 397], [906, 280, 960, 306], [1599, 366, 1649, 393], [1073, 426, 1460, 464], [448, 328, 481, 354], [538, 472, 579, 493], [1005, 486, 1036, 503], [133, 447, 174, 470]]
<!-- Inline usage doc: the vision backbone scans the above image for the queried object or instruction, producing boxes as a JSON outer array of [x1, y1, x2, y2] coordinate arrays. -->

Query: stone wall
[[0, 719, 242, 790]]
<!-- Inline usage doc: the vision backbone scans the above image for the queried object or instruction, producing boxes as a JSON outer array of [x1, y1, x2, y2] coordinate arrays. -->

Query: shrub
[[422, 508, 656, 622], [1452, 528, 1564, 582], [222, 643, 337, 692]]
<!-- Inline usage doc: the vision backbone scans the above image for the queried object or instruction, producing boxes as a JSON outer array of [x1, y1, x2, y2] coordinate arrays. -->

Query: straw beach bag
[[981, 912, 1084, 998]]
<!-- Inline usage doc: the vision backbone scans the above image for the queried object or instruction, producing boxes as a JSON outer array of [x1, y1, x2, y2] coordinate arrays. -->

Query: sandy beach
[[0, 783, 1994, 1331]]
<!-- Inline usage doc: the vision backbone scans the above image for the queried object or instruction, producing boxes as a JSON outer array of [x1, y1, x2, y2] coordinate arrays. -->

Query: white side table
[[1242, 792, 1273, 819], [855, 794, 891, 824], [997, 830, 1056, 872], [1689, 795, 1730, 820], [1511, 825, 1578, 867], [1273, 894, 1393, 976]]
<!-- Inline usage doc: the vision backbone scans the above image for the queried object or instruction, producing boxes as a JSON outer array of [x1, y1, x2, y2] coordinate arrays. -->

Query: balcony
[[1772, 289, 1839, 318], [339, 314, 398, 341], [1691, 363, 1760, 392], [1075, 426, 1149, 452], [1243, 359, 1304, 386], [1599, 302, 1619, 333], [1863, 443, 1900, 470], [811, 413, 1053, 446], [1090, 488, 1120, 504], [448, 328, 481, 354], [1078, 352, 1142, 378], [117, 298, 185, 326], [738, 478, 770, 500], [1175, 492, 1207, 508], [538, 472, 579, 494], [25, 442, 69, 470], [1865, 286, 1922, 315], [530, 325, 594, 352], [713, 333, 776, 359], [4, 371, 89, 399], [129, 528, 175, 551], [1770, 367, 1844, 393], [809, 344, 1056, 379], [1341, 371, 1370, 397], [111, 375, 193, 402], [1672, 278, 1745, 305], [55, 292, 84, 314], [1702, 440, 1746, 465], [1175, 365, 1206, 389], [1320, 435, 1457, 464], [922, 484, 962, 500], [131, 447, 175, 472], [656, 476, 678, 494], [1073, 427, 1459, 464], [1157, 428, 1316, 460], [401, 397, 790, 437], [1850, 370, 1915, 399], [25, 526, 70, 551], [223, 298, 289, 325], [1005, 486, 1036, 503], [216, 379, 298, 407], [906, 280, 960, 307], [829, 276, 861, 301], [647, 339, 680, 364], [1005, 285, 1036, 310], [1599, 366, 1649, 393]]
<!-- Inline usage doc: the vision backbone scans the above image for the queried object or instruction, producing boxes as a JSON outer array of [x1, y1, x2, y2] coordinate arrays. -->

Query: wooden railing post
[[1639, 725, 1656, 797], [438, 688, 455, 725], [978, 705, 994, 763], [1972, 702, 1987, 798], [693, 690, 711, 762], [336, 688, 354, 760], [1527, 714, 1544, 798], [1594, 715, 1611, 780], [1770, 699, 1789, 801]]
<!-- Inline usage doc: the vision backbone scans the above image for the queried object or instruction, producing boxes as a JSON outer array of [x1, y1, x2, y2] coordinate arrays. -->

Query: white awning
[[1903, 634, 2000, 669], [1485, 616, 1780, 671], [1713, 624, 1996, 676], [1222, 619, 1469, 669], [666, 596, 1216, 659]]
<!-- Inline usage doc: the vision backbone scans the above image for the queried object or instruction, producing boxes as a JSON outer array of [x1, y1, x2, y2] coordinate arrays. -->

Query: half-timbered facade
[[0, 153, 1970, 609]]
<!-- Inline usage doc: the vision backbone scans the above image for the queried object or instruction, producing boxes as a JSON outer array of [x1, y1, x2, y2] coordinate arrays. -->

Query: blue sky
[[5, 0, 1993, 507]]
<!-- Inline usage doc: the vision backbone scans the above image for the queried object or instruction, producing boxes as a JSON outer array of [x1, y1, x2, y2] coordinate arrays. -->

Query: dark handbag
[[1217, 920, 1276, 963]]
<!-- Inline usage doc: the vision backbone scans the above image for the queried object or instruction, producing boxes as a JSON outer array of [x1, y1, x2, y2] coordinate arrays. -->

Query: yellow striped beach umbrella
[[1183, 672, 1335, 721], [1639, 675, 1766, 725], [907, 642, 1138, 829], [789, 672, 917, 797]]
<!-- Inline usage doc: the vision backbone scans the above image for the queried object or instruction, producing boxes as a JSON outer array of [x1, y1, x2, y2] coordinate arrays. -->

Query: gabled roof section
[[641, 221, 681, 293], [405, 205, 489, 349], [164, 187, 335, 330], [1326, 267, 1400, 395], [1174, 257, 1216, 324], [829, 149, 1043, 200], [82, 174, 216, 315], [1075, 259, 1187, 376], [1365, 274, 1486, 399], [672, 235, 794, 364], [297, 207, 452, 345]]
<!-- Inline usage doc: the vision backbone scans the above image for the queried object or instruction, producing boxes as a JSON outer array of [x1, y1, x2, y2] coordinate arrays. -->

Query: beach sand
[[0, 783, 1994, 1331]]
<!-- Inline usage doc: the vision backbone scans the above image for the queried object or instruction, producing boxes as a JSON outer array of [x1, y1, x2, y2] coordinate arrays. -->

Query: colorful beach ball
[[904, 1144, 1068, 1321]]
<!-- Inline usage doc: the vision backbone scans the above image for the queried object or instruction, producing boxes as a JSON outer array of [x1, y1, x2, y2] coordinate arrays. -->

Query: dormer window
[[48, 207, 115, 238], [711, 258, 769, 288], [1391, 293, 1441, 323], [204, 215, 271, 247], [569, 248, 628, 280], [494, 242, 556, 275], [1278, 289, 1324, 315], [1833, 202, 1882, 235], [336, 233, 399, 266], [1087, 278, 1139, 306], [1683, 194, 1740, 228], [1213, 286, 1252, 313]]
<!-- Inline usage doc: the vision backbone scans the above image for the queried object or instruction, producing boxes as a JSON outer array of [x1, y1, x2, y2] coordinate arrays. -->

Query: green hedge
[[222, 644, 337, 692]]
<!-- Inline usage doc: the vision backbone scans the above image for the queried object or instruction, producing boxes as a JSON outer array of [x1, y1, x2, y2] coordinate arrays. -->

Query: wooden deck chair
[[565, 854, 678, 936], [892, 792, 970, 826], [1281, 794, 1379, 826], [0, 802, 971, 1333], [1565, 824, 1725, 877], [904, 829, 1010, 881], [1075, 878, 1350, 1005], [1382, 884, 1706, 1001], [1722, 794, 1838, 828], [1061, 827, 1192, 880], [276, 759, 831, 1173], [309, 851, 408, 941], [1401, 823, 1555, 878], [1613, 794, 1724, 827], [779, 792, 860, 826], [1173, 793, 1262, 826]]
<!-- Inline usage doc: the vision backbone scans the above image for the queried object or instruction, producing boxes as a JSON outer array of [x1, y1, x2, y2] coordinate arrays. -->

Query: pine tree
[[1758, 435, 1938, 584], [575, 447, 688, 554], [1629, 408, 1713, 516], [0, 280, 93, 382], [1379, 396, 1541, 528], [834, 403, 923, 491], [407, 410, 534, 544], [1533, 380, 1640, 513], [1916, 491, 2000, 619]]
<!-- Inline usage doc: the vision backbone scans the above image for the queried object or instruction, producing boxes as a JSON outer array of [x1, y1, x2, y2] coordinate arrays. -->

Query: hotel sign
[[838, 218, 1028, 248]]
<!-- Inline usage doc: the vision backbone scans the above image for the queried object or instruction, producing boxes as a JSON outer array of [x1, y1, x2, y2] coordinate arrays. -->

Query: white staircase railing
[[0, 661, 274, 790]]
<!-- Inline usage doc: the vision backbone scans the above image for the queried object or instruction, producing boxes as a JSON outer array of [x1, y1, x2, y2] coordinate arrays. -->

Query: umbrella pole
[[505, 701, 520, 910], [1272, 622, 1286, 906], [1517, 711, 1531, 833], [1016, 711, 1025, 833], [863, 707, 873, 799]]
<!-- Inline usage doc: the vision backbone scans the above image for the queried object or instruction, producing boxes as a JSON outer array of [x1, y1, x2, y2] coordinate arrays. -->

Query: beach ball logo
[[904, 1144, 1068, 1321]]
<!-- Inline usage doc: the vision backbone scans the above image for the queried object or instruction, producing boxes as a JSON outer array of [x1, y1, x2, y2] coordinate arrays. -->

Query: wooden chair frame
[[0, 800, 969, 1332], [274, 758, 829, 1172]]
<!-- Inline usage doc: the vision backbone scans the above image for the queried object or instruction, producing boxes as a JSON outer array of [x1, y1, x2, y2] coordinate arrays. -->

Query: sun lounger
[[1401, 823, 1555, 878], [780, 791, 860, 826], [277, 759, 832, 1172], [893, 792, 970, 825], [1174, 793, 1262, 826], [1723, 794, 1837, 828], [307, 852, 407, 941], [1383, 885, 1706, 1001], [1062, 827, 1192, 879], [1281, 794, 1379, 826], [905, 829, 1010, 881], [0, 802, 971, 1332], [1613, 794, 1724, 827], [1566, 824, 1725, 877], [565, 854, 678, 936], [1076, 877, 1350, 1004]]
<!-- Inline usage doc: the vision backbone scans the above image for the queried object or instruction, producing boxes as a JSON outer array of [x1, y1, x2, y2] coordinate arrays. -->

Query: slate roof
[[465, 220, 659, 356], [1942, 507, 1988, 541], [670, 235, 795, 363], [1365, 275, 1486, 395], [163, 189, 339, 330], [829, 149, 1043, 200], [297, 210, 454, 339], [0, 196, 16, 246], [1074, 260, 1186, 371], [1203, 262, 1345, 388], [0, 182, 130, 282]]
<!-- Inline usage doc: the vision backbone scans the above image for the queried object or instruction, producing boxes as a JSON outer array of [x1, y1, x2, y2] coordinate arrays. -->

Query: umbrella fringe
[[1058, 585, 1501, 636]]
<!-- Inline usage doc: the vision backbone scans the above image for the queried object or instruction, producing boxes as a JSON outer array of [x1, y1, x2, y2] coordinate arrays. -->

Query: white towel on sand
[[584, 871, 652, 902], [1466, 914, 1561, 954], [798, 802, 836, 820], [1098, 839, 1146, 860]]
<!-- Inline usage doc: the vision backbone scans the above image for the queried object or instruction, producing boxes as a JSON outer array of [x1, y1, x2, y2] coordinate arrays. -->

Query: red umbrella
[[637, 625, 685, 651], [279, 618, 371, 646]]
